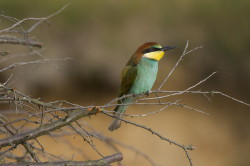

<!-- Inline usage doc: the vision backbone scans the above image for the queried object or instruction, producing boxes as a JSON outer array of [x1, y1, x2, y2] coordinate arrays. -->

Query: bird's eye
[[143, 47, 161, 54]]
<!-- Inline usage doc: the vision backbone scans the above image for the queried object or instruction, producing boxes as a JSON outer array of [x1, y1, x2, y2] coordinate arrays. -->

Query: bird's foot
[[144, 91, 150, 96]]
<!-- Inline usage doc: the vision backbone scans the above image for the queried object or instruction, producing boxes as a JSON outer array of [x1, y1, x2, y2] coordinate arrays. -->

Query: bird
[[108, 42, 176, 131]]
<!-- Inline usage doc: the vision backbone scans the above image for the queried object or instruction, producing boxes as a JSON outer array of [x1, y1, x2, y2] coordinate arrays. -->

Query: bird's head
[[141, 42, 176, 61], [128, 42, 176, 65]]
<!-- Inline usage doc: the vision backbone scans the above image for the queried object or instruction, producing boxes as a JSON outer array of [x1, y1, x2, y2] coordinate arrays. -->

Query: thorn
[[186, 144, 195, 150]]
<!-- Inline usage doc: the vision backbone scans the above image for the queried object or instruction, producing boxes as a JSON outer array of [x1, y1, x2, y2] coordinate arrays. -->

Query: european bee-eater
[[108, 42, 176, 131]]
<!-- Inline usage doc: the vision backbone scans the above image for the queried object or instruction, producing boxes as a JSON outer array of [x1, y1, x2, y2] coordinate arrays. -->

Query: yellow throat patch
[[143, 51, 165, 61]]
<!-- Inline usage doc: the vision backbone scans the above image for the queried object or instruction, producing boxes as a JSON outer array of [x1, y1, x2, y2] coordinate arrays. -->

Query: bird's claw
[[145, 91, 150, 96]]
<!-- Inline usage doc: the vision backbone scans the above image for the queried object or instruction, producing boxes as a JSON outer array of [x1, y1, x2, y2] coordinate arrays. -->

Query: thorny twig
[[0, 57, 71, 73], [0, 4, 70, 34], [1, 153, 123, 166], [102, 110, 195, 165], [157, 40, 203, 90], [0, 35, 42, 48]]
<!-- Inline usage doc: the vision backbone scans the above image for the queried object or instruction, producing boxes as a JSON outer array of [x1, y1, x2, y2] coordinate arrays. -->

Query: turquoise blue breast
[[130, 57, 158, 95]]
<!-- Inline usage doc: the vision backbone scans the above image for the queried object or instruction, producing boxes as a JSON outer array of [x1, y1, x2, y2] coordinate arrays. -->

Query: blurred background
[[0, 0, 249, 166]]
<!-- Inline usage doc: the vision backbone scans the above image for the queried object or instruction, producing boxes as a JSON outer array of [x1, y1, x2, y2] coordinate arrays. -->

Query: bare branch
[[0, 49, 45, 64], [27, 3, 70, 33], [1, 153, 123, 166], [0, 57, 71, 73], [0, 35, 42, 48], [102, 111, 194, 166], [143, 72, 217, 101], [153, 90, 250, 107], [70, 123, 104, 157], [0, 108, 100, 148], [0, 4, 70, 34], [158, 41, 203, 90], [2, 74, 13, 86]]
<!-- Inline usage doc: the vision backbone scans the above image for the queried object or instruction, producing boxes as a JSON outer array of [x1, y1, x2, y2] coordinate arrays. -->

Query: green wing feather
[[118, 65, 138, 97]]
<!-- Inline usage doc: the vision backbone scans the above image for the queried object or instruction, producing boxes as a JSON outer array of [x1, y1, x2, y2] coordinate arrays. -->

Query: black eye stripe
[[142, 47, 161, 54]]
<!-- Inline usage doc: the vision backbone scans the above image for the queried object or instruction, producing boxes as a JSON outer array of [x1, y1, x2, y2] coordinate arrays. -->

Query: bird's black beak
[[161, 46, 177, 51]]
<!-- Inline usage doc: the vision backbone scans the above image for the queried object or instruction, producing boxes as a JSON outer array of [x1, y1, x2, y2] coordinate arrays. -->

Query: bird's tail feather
[[108, 104, 127, 131], [108, 97, 133, 131], [108, 114, 122, 131]]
